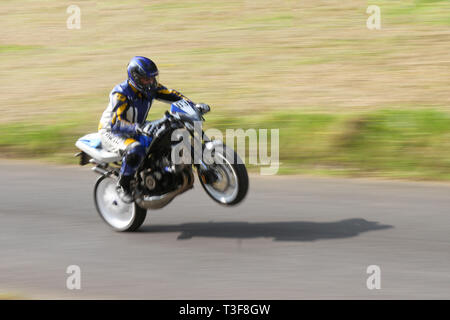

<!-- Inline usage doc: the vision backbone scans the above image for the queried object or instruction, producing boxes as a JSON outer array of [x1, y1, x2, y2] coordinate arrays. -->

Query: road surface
[[0, 161, 449, 299]]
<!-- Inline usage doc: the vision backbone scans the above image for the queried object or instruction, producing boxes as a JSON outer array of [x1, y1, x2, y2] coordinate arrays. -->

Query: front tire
[[93, 175, 147, 232], [198, 143, 249, 206]]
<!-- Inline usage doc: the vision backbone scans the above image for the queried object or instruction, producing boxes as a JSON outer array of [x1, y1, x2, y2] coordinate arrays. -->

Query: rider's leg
[[99, 131, 145, 202], [118, 141, 146, 199], [118, 135, 152, 199]]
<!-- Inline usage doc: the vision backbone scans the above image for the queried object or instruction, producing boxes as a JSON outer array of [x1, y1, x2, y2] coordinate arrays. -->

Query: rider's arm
[[109, 93, 138, 135], [155, 83, 193, 103]]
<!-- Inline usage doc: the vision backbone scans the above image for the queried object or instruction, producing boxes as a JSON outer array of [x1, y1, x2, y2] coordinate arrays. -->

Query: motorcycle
[[75, 99, 249, 232]]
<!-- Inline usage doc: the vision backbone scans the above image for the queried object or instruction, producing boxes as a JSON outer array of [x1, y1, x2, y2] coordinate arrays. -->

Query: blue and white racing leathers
[[98, 80, 192, 176]]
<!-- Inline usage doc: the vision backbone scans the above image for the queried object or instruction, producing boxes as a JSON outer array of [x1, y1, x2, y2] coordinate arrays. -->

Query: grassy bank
[[211, 109, 450, 179], [2, 109, 450, 180]]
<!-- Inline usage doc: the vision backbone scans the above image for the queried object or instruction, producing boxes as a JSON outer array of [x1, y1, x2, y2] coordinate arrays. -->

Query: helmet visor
[[139, 74, 159, 90]]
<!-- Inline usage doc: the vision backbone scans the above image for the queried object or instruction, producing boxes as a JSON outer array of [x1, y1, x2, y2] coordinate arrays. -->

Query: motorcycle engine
[[142, 170, 158, 191], [140, 156, 188, 195]]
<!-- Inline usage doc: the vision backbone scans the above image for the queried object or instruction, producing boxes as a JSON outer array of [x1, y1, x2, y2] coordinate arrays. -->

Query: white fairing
[[75, 133, 122, 163]]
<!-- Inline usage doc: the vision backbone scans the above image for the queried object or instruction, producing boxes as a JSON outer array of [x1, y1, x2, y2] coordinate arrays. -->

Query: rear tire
[[93, 175, 147, 232]]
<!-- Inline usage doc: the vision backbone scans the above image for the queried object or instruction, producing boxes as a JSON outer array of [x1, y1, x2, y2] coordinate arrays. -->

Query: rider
[[98, 56, 208, 203]]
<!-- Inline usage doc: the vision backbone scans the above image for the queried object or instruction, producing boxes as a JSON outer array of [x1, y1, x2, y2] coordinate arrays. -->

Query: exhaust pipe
[[136, 171, 194, 210], [92, 166, 110, 176]]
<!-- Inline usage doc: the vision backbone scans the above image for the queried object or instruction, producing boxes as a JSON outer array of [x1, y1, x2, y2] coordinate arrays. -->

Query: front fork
[[191, 132, 221, 185]]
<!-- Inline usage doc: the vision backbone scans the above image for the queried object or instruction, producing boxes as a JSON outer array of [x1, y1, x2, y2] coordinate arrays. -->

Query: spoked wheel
[[198, 143, 249, 206], [93, 175, 146, 232]]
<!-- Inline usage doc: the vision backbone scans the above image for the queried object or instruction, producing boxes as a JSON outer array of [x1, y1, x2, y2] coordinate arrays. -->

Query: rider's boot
[[117, 174, 134, 204]]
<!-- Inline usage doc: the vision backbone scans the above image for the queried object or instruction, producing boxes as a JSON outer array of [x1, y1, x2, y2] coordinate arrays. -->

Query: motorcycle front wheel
[[198, 143, 249, 206], [93, 175, 147, 232]]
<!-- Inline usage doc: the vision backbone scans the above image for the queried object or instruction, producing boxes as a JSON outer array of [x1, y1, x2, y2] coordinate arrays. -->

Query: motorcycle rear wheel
[[93, 175, 147, 232]]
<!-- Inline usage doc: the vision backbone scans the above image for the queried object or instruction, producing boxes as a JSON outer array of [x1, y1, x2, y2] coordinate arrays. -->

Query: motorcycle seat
[[75, 133, 122, 163]]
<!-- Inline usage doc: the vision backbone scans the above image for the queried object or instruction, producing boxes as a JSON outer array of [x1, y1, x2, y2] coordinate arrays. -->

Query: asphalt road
[[0, 161, 449, 299]]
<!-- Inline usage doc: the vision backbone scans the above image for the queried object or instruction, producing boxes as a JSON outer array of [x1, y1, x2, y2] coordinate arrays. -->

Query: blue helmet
[[127, 56, 159, 94]]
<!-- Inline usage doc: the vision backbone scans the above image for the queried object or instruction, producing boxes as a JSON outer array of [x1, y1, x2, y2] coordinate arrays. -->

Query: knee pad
[[125, 152, 140, 167], [124, 144, 145, 167]]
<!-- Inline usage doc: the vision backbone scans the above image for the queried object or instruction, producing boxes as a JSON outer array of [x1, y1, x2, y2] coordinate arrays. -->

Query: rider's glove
[[134, 123, 144, 135], [141, 121, 159, 137], [195, 103, 210, 114], [112, 121, 142, 136]]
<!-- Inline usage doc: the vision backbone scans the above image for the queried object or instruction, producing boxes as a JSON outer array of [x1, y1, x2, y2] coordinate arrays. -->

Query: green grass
[[372, 0, 450, 26], [0, 122, 83, 161], [3, 109, 450, 180], [327, 110, 450, 179], [0, 44, 42, 53], [207, 109, 450, 179]]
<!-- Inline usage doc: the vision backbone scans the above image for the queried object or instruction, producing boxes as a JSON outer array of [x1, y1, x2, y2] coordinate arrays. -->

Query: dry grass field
[[1, 0, 448, 121]]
